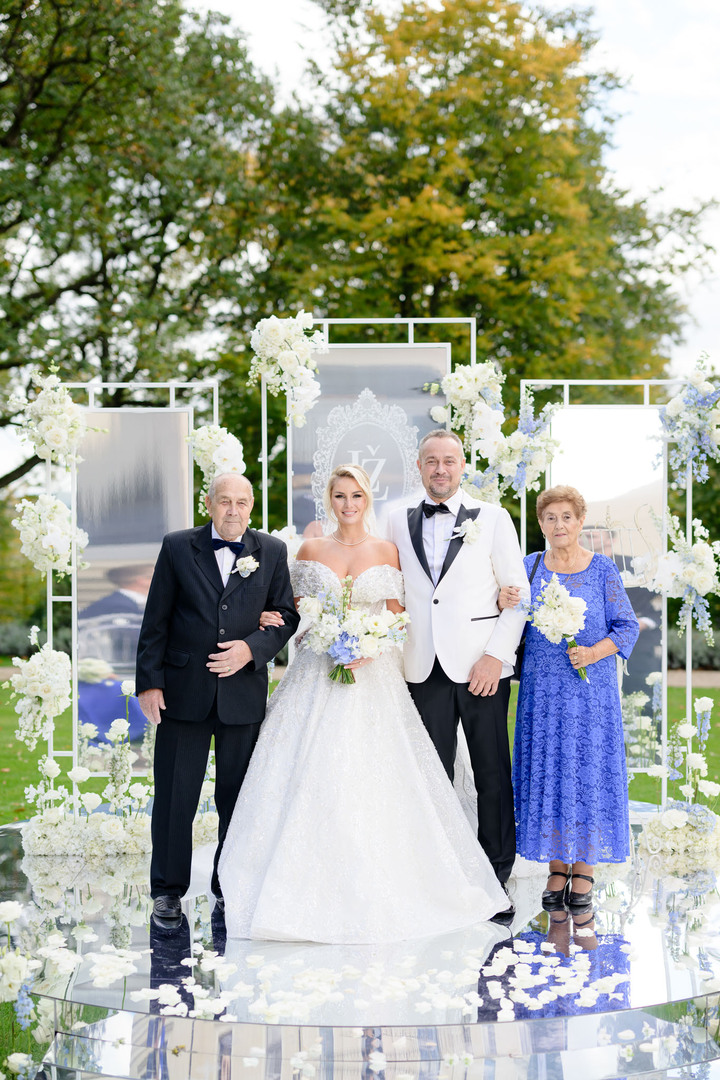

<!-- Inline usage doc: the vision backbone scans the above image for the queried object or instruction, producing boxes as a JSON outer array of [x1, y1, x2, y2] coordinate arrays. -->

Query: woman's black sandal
[[567, 873, 594, 910], [541, 869, 570, 911]]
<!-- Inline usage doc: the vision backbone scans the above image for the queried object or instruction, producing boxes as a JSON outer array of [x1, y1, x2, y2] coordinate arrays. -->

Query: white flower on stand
[[660, 359, 720, 487], [10, 369, 87, 466], [270, 525, 303, 561], [650, 514, 720, 645], [12, 494, 88, 577], [188, 425, 246, 514], [6, 636, 72, 751], [248, 310, 327, 427]]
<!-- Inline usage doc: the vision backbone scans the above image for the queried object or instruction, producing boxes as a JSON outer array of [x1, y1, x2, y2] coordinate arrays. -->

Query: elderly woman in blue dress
[[499, 485, 639, 911]]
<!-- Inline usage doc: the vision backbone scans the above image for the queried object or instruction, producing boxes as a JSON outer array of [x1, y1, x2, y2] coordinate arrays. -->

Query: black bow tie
[[212, 538, 245, 556], [423, 502, 452, 517]]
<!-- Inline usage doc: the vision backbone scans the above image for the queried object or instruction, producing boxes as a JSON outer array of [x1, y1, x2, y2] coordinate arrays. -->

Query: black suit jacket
[[135, 523, 299, 725]]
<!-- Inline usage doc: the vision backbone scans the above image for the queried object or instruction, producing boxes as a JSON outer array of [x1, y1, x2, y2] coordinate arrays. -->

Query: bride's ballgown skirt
[[218, 645, 507, 944]]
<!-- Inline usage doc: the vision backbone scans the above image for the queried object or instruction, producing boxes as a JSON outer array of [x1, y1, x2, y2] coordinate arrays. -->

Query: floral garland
[[12, 493, 88, 577], [248, 310, 327, 427], [3, 630, 72, 751], [187, 424, 246, 513], [660, 359, 720, 487], [9, 369, 87, 467], [650, 514, 720, 645]]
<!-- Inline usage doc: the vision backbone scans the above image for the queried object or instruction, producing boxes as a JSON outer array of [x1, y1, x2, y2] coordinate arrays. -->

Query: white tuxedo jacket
[[388, 494, 530, 683]]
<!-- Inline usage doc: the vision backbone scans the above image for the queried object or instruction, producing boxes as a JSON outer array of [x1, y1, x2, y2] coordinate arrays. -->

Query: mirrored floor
[[3, 822, 720, 1078]]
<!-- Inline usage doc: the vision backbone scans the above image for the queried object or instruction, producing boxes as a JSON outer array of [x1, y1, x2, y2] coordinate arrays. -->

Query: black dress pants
[[408, 657, 515, 883], [150, 702, 261, 899]]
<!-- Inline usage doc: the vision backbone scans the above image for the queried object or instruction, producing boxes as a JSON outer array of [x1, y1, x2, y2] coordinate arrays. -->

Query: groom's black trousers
[[150, 702, 261, 900], [408, 658, 515, 884]]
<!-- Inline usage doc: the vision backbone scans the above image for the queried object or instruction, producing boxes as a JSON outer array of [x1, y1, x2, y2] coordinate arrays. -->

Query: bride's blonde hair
[[323, 465, 374, 528]]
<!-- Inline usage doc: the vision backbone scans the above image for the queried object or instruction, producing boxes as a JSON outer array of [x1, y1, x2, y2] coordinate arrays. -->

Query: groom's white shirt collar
[[422, 489, 463, 583]]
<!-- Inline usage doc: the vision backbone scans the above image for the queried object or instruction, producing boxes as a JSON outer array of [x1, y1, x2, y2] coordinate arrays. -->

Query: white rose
[[688, 368, 706, 388], [67, 766, 91, 784], [430, 405, 448, 424], [687, 753, 708, 775], [80, 792, 102, 814], [661, 808, 687, 829], [120, 679, 136, 697], [41, 758, 61, 779], [107, 717, 130, 741], [676, 723, 695, 740], [359, 635, 381, 658], [295, 309, 314, 330], [698, 780, 720, 798], [0, 901, 24, 923], [664, 395, 685, 417], [695, 697, 714, 714]]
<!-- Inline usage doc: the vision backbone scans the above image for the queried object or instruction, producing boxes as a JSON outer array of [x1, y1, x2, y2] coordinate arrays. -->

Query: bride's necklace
[[332, 530, 370, 547]]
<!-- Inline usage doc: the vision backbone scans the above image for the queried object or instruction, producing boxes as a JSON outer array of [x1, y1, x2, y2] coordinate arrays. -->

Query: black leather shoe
[[490, 882, 515, 925], [152, 895, 182, 927]]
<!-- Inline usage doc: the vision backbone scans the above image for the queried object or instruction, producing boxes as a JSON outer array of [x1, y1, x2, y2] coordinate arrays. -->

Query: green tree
[[266, 0, 709, 389], [0, 0, 276, 482]]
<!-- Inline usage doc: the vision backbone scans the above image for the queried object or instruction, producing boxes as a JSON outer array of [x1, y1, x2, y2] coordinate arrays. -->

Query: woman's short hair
[[323, 464, 374, 526], [536, 485, 587, 521]]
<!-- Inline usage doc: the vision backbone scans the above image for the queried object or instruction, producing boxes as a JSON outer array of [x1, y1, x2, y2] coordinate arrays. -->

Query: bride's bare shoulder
[[295, 537, 332, 563], [368, 538, 400, 570]]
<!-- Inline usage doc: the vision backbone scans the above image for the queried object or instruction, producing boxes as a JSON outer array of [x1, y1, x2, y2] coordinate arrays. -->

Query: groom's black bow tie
[[212, 538, 245, 555], [423, 502, 451, 517]]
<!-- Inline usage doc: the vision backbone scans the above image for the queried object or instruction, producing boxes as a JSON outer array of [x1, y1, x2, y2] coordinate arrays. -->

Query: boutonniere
[[451, 519, 482, 544], [232, 555, 259, 577]]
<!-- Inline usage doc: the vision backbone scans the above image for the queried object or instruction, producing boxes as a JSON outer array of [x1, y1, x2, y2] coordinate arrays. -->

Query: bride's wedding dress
[[218, 560, 507, 943]]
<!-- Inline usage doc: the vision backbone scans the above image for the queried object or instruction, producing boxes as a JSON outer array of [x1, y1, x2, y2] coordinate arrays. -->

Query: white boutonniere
[[451, 518, 482, 544], [232, 555, 259, 578]]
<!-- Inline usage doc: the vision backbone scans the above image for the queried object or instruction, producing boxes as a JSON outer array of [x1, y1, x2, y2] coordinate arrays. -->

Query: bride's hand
[[344, 657, 373, 670], [259, 610, 284, 630], [498, 586, 521, 611]]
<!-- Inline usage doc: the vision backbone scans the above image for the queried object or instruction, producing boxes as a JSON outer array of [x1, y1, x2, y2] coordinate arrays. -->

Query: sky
[[201, 0, 720, 376]]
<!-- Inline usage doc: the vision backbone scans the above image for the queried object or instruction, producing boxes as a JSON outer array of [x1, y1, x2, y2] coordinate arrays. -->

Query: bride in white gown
[[217, 464, 507, 943]]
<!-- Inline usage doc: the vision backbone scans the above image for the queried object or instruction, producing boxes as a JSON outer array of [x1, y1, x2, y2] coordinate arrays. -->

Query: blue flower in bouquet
[[328, 631, 361, 667]]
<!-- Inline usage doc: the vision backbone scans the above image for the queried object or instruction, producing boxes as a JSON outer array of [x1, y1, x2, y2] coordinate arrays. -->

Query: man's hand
[[138, 688, 166, 726], [468, 655, 502, 697], [207, 639, 253, 678]]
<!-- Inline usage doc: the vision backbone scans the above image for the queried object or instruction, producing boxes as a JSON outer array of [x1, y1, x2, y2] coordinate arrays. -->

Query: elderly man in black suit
[[136, 472, 299, 926]]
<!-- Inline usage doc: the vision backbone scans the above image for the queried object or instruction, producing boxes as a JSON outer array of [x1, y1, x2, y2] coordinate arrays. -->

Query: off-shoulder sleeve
[[382, 565, 405, 604], [603, 557, 640, 659], [290, 560, 330, 597]]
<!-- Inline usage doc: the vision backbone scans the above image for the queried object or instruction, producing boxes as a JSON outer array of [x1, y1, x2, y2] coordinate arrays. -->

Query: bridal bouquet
[[526, 574, 588, 680], [298, 576, 410, 684]]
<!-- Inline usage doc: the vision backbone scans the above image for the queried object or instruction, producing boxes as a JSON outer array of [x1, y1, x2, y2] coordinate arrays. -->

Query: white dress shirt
[[211, 525, 244, 587], [421, 490, 463, 584]]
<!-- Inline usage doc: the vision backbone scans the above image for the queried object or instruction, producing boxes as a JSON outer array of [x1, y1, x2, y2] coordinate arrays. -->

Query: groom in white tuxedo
[[388, 430, 529, 903]]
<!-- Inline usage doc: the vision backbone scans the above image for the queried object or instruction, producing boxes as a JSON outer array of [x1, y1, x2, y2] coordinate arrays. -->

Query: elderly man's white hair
[[207, 472, 254, 500]]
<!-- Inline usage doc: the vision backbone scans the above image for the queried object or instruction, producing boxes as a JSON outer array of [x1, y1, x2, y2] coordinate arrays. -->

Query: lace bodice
[[291, 560, 404, 614]]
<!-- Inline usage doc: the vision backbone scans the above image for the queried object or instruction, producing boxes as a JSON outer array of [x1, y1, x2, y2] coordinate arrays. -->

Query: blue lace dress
[[512, 553, 639, 864]]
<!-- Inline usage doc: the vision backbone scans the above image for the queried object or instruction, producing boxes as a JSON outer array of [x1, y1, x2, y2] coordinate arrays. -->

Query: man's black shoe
[[152, 895, 182, 927], [490, 882, 515, 925]]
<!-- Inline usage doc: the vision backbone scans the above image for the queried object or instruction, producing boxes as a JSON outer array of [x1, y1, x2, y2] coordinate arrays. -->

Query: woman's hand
[[344, 656, 373, 671], [567, 644, 596, 670], [259, 610, 284, 630], [498, 586, 521, 611]]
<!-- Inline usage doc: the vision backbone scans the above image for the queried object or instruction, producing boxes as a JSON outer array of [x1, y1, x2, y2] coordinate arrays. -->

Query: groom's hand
[[138, 688, 166, 726], [468, 655, 502, 697]]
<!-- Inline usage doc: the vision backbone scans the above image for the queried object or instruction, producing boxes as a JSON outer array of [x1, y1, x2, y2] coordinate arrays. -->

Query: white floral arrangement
[[650, 514, 720, 645], [10, 369, 87, 467], [298, 576, 409, 684], [641, 697, 720, 873], [434, 383, 558, 501], [270, 524, 303, 561], [248, 309, 327, 427], [452, 518, 482, 544], [660, 360, 720, 487], [12, 493, 88, 577], [4, 630, 72, 751], [232, 555, 259, 578], [525, 574, 588, 680], [187, 424, 246, 513]]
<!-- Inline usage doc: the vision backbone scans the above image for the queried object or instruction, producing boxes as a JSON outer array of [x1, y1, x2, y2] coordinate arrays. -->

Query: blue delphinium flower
[[14, 979, 35, 1030]]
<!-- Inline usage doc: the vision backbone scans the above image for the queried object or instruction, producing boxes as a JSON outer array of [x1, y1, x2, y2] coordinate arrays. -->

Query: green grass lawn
[[1, 680, 719, 825]]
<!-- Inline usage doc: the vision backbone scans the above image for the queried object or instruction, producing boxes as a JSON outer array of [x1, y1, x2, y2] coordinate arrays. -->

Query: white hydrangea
[[12, 494, 88, 577], [7, 638, 72, 751], [10, 370, 87, 466], [248, 310, 327, 427]]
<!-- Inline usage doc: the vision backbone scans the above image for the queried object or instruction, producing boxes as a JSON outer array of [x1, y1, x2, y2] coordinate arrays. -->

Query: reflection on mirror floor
[[3, 822, 720, 1078]]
